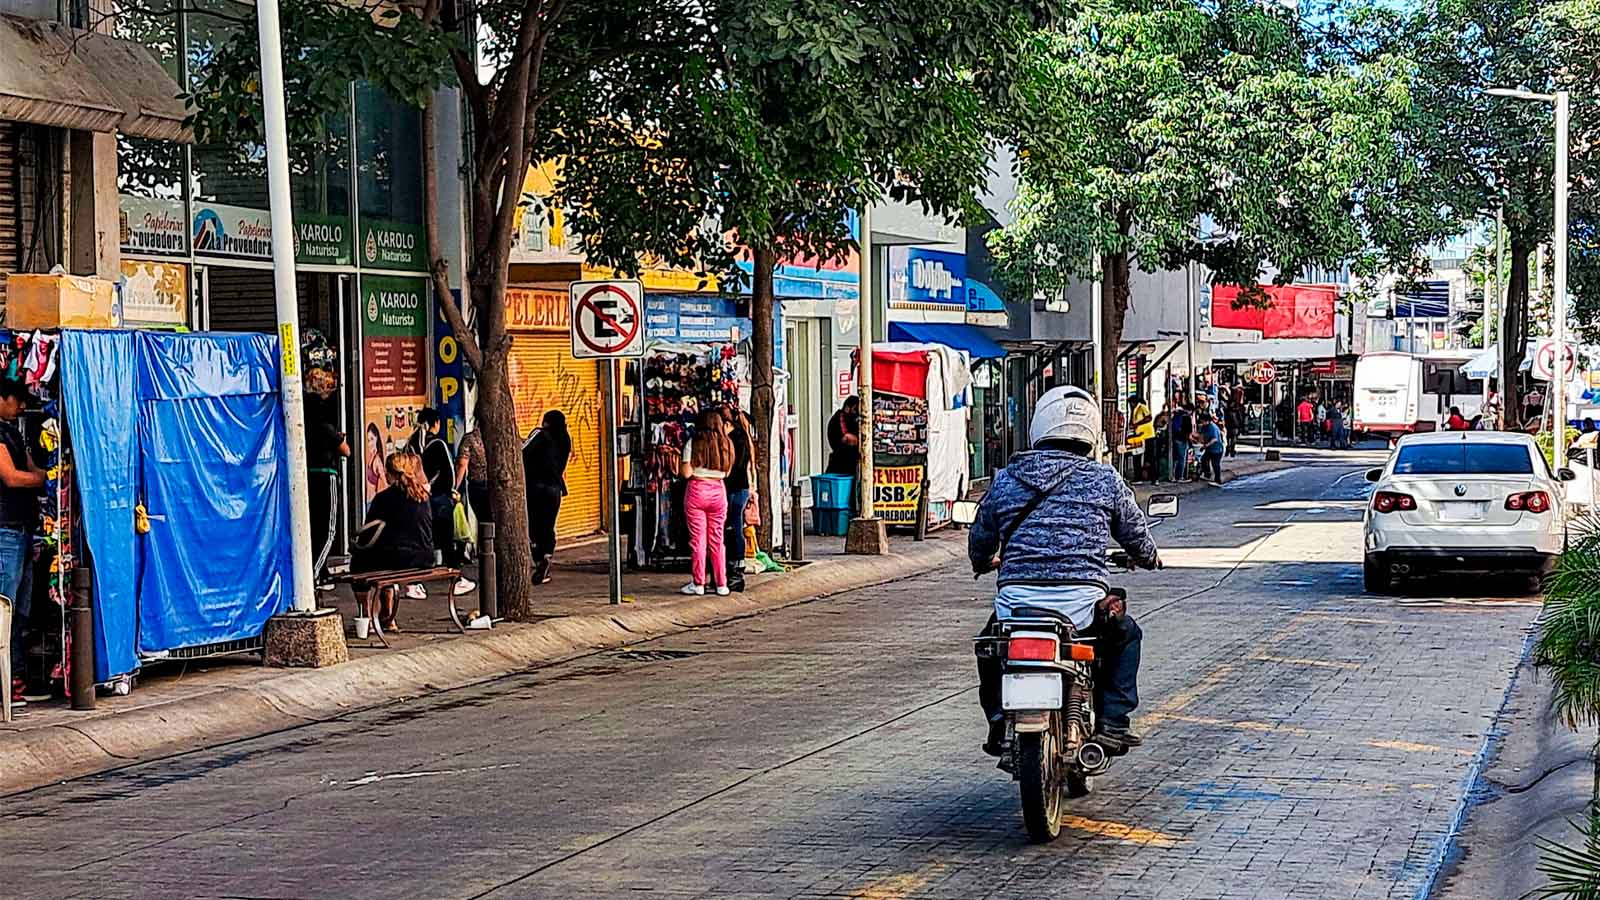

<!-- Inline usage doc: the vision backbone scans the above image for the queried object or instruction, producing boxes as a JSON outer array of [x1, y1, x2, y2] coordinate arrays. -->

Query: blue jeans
[[725, 489, 750, 570], [0, 527, 33, 662], [1172, 442, 1190, 480]]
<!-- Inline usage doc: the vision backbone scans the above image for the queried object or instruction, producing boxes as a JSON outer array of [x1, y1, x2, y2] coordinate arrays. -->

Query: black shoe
[[1093, 729, 1142, 756], [983, 718, 1006, 757], [533, 558, 552, 585]]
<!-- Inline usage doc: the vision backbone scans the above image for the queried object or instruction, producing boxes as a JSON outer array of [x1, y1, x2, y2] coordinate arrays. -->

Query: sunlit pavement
[[3, 450, 1535, 900]]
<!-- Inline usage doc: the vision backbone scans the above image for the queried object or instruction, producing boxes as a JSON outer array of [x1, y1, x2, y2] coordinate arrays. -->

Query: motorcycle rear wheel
[[1018, 724, 1064, 842]]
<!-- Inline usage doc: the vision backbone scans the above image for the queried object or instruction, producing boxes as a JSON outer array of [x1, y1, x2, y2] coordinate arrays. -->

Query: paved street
[[3, 452, 1537, 900]]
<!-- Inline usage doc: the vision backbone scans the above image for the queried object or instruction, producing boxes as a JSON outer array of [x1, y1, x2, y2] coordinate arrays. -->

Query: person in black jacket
[[353, 452, 434, 631], [524, 410, 572, 585], [411, 408, 475, 596], [825, 395, 861, 476], [303, 368, 348, 580]]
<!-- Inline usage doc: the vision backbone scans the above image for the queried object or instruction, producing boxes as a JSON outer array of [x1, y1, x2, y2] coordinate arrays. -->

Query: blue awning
[[887, 321, 1006, 359]]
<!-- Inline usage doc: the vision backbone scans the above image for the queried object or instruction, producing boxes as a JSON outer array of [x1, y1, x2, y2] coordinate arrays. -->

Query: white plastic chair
[[0, 595, 12, 723]]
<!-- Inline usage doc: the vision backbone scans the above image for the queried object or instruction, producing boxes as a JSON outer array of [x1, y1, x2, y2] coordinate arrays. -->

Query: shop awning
[[0, 15, 190, 142], [887, 321, 1006, 359]]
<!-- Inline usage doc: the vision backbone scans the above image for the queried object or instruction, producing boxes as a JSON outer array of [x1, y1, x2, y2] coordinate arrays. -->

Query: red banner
[[1211, 284, 1337, 339]]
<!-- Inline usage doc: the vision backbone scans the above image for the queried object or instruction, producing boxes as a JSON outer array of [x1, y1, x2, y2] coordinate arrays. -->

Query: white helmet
[[1029, 385, 1102, 452]]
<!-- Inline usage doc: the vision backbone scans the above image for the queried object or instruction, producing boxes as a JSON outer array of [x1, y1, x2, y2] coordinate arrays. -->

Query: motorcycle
[[956, 492, 1179, 843]]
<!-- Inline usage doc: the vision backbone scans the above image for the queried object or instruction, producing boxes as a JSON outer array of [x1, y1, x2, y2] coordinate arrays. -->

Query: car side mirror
[[952, 499, 980, 526], [1147, 493, 1180, 518], [1559, 467, 1577, 482], [1365, 468, 1383, 483]]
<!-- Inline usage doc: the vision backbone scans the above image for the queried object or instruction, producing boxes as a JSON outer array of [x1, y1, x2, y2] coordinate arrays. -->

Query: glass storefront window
[[353, 83, 426, 272]]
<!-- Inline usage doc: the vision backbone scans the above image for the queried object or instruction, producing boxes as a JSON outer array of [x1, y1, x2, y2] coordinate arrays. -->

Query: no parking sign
[[569, 280, 646, 359]]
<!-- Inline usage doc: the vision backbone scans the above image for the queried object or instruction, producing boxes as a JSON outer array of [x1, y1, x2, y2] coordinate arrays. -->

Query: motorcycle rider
[[969, 385, 1160, 757]]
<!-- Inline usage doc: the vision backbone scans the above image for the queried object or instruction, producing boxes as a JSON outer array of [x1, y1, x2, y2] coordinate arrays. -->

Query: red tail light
[[1507, 491, 1552, 513], [1372, 491, 1416, 513], [1007, 636, 1059, 662]]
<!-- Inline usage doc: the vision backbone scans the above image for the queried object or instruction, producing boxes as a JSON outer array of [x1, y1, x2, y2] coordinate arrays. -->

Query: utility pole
[[847, 206, 887, 554], [1091, 252, 1105, 456], [259, 0, 313, 613], [258, 0, 346, 665], [1553, 90, 1570, 470]]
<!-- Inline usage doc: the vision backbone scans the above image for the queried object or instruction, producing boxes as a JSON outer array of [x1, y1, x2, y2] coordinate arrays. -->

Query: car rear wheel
[[1364, 555, 1392, 594]]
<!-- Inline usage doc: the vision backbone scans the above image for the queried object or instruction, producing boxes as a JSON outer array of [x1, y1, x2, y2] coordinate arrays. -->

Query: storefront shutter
[[204, 266, 280, 332], [0, 122, 20, 305], [506, 331, 604, 539]]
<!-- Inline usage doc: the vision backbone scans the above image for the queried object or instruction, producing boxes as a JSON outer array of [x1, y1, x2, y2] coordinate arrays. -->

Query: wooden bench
[[336, 566, 464, 646]]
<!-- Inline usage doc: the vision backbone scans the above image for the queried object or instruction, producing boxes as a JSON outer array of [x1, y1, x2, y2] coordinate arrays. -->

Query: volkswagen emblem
[[1454, 484, 1468, 497]]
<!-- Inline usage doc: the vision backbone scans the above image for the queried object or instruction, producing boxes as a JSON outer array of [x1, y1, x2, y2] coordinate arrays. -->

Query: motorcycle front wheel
[[1017, 718, 1064, 843]]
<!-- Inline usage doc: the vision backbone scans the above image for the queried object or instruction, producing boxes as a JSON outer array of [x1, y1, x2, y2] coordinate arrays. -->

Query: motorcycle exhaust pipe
[[1076, 741, 1109, 773]]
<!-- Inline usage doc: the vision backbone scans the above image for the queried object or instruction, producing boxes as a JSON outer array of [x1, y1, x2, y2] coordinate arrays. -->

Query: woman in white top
[[679, 408, 734, 595]]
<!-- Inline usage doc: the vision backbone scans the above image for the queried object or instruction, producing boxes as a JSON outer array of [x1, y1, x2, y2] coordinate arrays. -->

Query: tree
[[1337, 0, 1600, 420], [986, 0, 1413, 406], [559, 0, 1053, 550], [185, 0, 719, 618]]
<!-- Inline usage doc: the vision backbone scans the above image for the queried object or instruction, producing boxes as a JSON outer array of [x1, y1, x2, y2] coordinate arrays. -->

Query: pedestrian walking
[[1170, 397, 1194, 481], [826, 395, 862, 477], [1296, 394, 1316, 444], [1197, 412, 1226, 484], [723, 405, 757, 592], [413, 409, 474, 597], [523, 410, 572, 586], [680, 408, 733, 596], [1224, 388, 1245, 458], [455, 426, 490, 526], [1327, 402, 1348, 449], [0, 379, 43, 711], [1445, 406, 1468, 431], [352, 452, 434, 632]]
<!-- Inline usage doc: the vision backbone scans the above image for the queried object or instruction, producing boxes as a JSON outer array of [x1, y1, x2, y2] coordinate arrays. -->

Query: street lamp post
[[1486, 87, 1570, 470]]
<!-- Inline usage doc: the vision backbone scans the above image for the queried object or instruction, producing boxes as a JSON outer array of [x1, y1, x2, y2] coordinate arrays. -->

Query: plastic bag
[[453, 498, 474, 542]]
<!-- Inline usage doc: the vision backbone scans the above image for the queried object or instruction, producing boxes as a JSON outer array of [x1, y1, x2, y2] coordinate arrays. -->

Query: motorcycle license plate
[[1002, 672, 1062, 710]]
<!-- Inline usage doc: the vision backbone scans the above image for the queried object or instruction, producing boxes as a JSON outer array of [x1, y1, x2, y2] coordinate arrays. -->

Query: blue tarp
[[60, 331, 292, 668], [59, 331, 139, 681], [887, 321, 1006, 359], [134, 333, 291, 652]]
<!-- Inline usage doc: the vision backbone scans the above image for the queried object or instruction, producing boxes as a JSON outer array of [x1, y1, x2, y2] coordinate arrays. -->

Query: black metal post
[[914, 477, 930, 542], [70, 567, 95, 710], [478, 522, 497, 620], [789, 481, 806, 562]]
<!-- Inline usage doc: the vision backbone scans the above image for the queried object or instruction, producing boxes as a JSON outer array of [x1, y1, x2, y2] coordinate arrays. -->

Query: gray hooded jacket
[[968, 449, 1158, 589]]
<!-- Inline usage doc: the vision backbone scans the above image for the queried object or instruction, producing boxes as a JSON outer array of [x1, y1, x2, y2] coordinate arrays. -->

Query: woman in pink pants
[[680, 408, 734, 595]]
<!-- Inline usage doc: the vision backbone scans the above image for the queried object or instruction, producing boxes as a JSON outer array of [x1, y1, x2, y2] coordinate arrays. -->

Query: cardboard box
[[4, 273, 120, 329]]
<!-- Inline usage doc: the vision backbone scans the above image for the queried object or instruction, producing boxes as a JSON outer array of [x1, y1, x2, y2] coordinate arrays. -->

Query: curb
[[1132, 458, 1294, 502], [0, 536, 965, 796]]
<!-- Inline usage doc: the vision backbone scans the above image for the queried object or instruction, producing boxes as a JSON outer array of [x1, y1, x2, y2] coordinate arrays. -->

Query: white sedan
[[1363, 431, 1572, 593]]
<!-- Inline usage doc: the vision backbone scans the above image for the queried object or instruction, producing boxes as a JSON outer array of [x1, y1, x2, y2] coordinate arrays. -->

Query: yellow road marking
[[1141, 712, 1310, 736], [1060, 814, 1182, 848], [1251, 654, 1362, 670], [1367, 739, 1475, 756], [1299, 611, 1393, 625], [850, 865, 946, 899], [1148, 662, 1239, 717]]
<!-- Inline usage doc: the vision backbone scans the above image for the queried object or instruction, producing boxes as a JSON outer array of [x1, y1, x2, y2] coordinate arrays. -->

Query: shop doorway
[[194, 265, 359, 567], [785, 318, 830, 479]]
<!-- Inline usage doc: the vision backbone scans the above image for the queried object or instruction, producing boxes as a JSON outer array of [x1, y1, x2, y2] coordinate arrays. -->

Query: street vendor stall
[[868, 342, 972, 531]]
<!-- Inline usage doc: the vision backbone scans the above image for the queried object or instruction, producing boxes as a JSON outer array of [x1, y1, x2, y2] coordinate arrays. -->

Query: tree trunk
[[476, 316, 536, 618], [1502, 236, 1534, 424], [1101, 248, 1132, 406], [750, 246, 778, 552]]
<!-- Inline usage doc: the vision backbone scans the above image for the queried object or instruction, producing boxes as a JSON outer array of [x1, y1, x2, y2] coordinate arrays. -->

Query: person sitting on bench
[[353, 452, 434, 632]]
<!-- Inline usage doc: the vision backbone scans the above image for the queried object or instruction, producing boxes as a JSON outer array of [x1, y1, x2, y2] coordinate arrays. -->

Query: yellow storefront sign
[[874, 464, 924, 525]]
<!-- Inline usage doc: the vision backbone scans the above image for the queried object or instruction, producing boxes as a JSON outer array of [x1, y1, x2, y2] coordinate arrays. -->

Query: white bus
[[1353, 351, 1482, 436]]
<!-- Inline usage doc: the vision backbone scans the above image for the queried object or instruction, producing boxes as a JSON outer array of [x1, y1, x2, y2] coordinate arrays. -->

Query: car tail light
[[1507, 491, 1552, 513], [1372, 491, 1416, 513], [1008, 636, 1058, 662]]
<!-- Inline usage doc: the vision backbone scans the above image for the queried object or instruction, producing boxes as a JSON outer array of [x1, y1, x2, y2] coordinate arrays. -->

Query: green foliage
[[985, 0, 1411, 303], [1530, 810, 1600, 899]]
